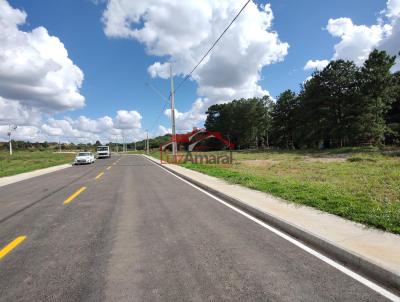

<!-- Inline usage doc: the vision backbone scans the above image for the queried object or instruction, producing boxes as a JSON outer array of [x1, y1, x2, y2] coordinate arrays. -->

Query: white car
[[74, 152, 95, 165]]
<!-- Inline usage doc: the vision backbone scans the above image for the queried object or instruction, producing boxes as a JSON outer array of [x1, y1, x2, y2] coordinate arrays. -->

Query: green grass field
[[0, 151, 75, 178], [155, 148, 400, 234]]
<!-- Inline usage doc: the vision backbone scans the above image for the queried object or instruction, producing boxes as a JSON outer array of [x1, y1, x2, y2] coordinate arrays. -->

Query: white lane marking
[[142, 155, 399, 302]]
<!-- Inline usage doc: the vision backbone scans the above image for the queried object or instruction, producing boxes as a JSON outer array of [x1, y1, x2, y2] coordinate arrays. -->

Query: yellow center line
[[64, 186, 87, 205], [107, 166, 112, 170], [0, 236, 27, 261], [95, 172, 104, 180]]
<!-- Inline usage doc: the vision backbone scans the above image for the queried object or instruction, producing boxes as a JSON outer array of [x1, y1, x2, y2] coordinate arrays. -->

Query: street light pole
[[8, 132, 12, 155], [146, 129, 149, 154], [7, 124, 17, 155], [170, 63, 177, 161]]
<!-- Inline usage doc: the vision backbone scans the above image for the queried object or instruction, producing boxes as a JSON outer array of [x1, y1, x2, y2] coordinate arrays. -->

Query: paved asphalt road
[[0, 155, 397, 301]]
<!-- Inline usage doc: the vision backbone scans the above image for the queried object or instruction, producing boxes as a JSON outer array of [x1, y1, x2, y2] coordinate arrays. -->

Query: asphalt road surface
[[0, 155, 397, 301]]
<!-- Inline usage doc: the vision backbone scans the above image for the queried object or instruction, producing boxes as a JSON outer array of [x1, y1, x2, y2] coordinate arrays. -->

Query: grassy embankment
[[153, 148, 400, 234], [0, 151, 75, 178]]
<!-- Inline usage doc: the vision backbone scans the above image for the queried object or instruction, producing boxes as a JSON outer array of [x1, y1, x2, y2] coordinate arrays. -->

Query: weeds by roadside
[[0, 151, 75, 177]]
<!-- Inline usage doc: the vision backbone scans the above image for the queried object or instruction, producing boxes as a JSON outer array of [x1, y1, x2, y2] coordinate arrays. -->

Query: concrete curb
[[144, 155, 400, 292], [0, 163, 72, 188]]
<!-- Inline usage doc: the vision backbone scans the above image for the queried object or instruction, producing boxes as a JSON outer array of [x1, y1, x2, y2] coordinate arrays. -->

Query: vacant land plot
[[158, 148, 400, 234], [0, 151, 75, 178]]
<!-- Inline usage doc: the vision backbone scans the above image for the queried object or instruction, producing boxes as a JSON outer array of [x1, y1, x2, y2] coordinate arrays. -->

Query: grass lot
[[0, 151, 75, 178], [155, 147, 400, 234]]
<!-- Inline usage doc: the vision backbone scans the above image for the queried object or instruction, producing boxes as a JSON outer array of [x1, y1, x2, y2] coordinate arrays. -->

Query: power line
[[148, 0, 251, 133], [173, 0, 251, 95], [150, 102, 169, 131], [145, 82, 170, 104]]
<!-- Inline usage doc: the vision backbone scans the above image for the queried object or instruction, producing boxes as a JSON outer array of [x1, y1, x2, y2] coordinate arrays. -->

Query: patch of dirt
[[303, 156, 347, 163], [240, 159, 280, 167]]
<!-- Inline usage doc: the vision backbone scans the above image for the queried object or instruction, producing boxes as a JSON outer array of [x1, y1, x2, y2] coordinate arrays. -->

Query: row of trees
[[205, 50, 400, 149], [1, 137, 172, 153], [2, 140, 106, 152]]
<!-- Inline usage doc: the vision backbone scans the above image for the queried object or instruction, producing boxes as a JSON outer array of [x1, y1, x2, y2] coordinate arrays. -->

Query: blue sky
[[1, 0, 398, 142]]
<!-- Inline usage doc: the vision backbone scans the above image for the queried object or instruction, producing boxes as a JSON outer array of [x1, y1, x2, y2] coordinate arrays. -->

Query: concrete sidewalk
[[144, 155, 400, 288], [0, 164, 72, 188]]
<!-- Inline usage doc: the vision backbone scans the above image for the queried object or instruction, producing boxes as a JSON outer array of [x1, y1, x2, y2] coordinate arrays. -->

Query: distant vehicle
[[97, 145, 111, 158], [74, 152, 95, 165]]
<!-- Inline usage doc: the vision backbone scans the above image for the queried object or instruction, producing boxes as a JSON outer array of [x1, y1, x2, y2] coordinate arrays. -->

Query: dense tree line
[[205, 50, 400, 149], [1, 136, 172, 152], [0, 141, 102, 152]]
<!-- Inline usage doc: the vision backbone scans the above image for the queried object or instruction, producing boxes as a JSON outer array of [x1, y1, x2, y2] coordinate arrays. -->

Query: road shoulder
[[143, 154, 400, 292]]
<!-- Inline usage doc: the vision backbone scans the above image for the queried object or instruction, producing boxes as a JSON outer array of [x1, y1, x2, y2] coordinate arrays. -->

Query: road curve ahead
[[0, 155, 397, 301]]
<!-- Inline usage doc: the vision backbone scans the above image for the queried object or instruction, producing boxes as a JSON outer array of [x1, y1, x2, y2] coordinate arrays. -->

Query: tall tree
[[270, 90, 299, 148], [386, 71, 400, 144], [357, 50, 396, 144], [205, 97, 272, 149], [298, 60, 360, 147]]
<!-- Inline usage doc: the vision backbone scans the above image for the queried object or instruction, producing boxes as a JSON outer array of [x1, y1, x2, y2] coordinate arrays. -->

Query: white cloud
[[0, 97, 41, 126], [157, 125, 171, 136], [0, 125, 43, 142], [304, 60, 329, 71], [386, 0, 400, 18], [0, 0, 85, 112], [114, 110, 142, 129], [0, 1, 146, 144], [326, 17, 391, 66], [164, 98, 208, 132], [0, 109, 145, 143], [103, 0, 288, 130], [305, 0, 400, 74], [72, 115, 114, 134], [147, 62, 171, 79], [41, 110, 142, 142], [0, 0, 87, 142]]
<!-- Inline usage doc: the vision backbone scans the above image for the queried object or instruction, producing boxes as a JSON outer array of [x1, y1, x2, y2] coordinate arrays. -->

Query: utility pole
[[134, 141, 137, 151], [114, 135, 119, 153], [59, 139, 61, 153], [7, 125, 17, 155], [170, 63, 177, 161], [146, 129, 149, 154]]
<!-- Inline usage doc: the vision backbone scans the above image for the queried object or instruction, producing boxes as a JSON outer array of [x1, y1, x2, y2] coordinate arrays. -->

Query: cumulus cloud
[[326, 17, 391, 66], [0, 0, 88, 142], [0, 108, 145, 143], [157, 125, 171, 136], [0, 1, 147, 143], [0, 97, 41, 126], [147, 62, 171, 79], [0, 124, 42, 141], [386, 0, 400, 18], [305, 0, 400, 72], [0, 0, 85, 112], [114, 110, 142, 129], [36, 110, 143, 143], [164, 98, 209, 132], [103, 0, 288, 129], [304, 60, 330, 71]]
